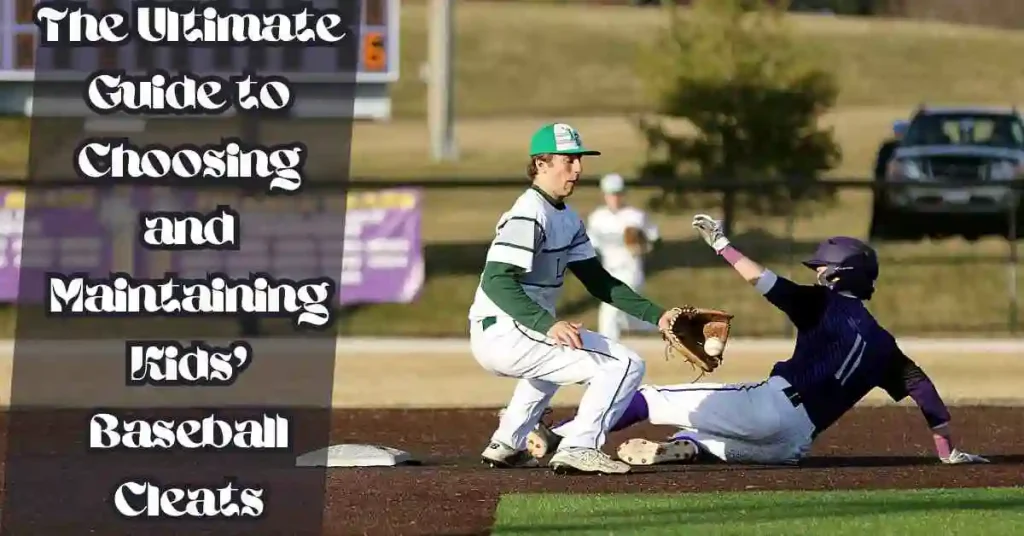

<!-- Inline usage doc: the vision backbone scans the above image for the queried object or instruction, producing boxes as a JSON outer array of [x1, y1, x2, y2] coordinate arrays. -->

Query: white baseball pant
[[469, 316, 646, 451], [597, 270, 657, 341], [638, 376, 816, 464]]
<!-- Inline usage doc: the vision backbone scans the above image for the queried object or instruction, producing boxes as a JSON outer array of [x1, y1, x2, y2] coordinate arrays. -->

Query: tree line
[[636, 0, 843, 235]]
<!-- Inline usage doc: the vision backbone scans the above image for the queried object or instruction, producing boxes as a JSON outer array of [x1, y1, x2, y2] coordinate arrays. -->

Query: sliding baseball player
[[527, 219, 989, 467]]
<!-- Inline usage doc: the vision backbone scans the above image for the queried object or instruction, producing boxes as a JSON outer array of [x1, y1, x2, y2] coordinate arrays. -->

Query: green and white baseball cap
[[528, 123, 601, 156]]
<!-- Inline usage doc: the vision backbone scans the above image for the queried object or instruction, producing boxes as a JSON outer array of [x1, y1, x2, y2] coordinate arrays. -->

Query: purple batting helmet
[[802, 236, 879, 300]]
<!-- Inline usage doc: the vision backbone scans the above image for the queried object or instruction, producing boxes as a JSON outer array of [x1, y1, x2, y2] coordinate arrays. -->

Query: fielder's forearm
[[568, 257, 665, 325], [480, 261, 557, 333]]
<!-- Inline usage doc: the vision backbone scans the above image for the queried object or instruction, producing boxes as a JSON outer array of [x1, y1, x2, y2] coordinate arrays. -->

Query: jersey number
[[835, 333, 866, 386]]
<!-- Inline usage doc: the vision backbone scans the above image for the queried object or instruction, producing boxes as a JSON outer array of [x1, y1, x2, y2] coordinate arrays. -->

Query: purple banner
[[0, 187, 424, 305], [0, 189, 118, 302]]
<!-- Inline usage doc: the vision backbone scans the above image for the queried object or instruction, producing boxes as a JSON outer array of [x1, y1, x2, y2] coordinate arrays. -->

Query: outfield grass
[[361, 2, 1024, 178], [493, 488, 1024, 535], [0, 173, 1018, 337], [337, 186, 1024, 337], [391, 3, 1024, 117], [352, 4, 1024, 335], [3, 4, 1024, 179], [0, 108, 918, 180], [0, 4, 1021, 335]]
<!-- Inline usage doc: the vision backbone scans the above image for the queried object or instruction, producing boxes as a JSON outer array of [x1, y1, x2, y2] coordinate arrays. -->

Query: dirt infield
[[0, 406, 1018, 535], [1, 339, 1020, 534], [325, 405, 1022, 535]]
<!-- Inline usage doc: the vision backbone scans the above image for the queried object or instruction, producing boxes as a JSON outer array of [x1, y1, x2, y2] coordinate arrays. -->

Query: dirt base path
[[325, 405, 1020, 535], [0, 406, 1017, 535]]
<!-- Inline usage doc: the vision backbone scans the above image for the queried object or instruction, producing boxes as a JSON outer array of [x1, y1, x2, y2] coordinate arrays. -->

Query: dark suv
[[870, 106, 1024, 241]]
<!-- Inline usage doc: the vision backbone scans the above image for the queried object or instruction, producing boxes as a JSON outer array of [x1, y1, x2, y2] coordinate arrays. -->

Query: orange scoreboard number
[[363, 32, 386, 72]]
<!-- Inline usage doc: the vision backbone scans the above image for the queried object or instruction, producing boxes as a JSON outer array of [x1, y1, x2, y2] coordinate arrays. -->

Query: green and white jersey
[[468, 187, 597, 321]]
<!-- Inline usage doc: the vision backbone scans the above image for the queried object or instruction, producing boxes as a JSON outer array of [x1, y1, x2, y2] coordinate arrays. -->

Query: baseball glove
[[661, 306, 734, 374], [623, 226, 649, 257]]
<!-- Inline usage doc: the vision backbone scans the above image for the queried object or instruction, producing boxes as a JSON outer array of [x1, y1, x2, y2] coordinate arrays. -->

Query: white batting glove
[[941, 449, 990, 464], [692, 214, 730, 253]]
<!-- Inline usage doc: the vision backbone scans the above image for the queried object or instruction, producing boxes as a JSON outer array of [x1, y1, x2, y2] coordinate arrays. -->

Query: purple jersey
[[762, 274, 920, 434]]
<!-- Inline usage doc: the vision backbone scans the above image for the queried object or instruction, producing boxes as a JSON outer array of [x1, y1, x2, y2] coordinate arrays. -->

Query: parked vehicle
[[870, 105, 1024, 241]]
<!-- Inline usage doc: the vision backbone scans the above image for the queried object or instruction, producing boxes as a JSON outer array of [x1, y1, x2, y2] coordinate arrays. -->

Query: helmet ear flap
[[816, 265, 840, 288], [817, 265, 876, 299]]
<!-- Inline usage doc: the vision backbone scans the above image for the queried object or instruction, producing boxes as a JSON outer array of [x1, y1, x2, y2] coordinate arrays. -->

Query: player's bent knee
[[594, 351, 642, 376], [629, 355, 646, 379], [612, 353, 645, 384]]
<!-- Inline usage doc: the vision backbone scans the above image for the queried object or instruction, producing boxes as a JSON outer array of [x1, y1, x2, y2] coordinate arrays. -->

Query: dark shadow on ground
[[419, 229, 1015, 279], [420, 230, 823, 280], [798, 455, 941, 468], [800, 454, 1024, 467], [402, 453, 1024, 471], [334, 226, 1021, 334]]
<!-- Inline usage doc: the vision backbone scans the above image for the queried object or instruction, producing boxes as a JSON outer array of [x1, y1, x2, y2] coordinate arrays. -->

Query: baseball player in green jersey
[[467, 123, 679, 474]]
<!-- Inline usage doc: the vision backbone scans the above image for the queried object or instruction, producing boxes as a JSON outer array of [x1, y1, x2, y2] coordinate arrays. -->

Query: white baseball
[[704, 337, 725, 357]]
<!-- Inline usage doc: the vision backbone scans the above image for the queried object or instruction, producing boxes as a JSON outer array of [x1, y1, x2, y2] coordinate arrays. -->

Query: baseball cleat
[[616, 437, 699, 466], [481, 441, 541, 468], [549, 447, 631, 475], [526, 418, 562, 459], [496, 407, 561, 459]]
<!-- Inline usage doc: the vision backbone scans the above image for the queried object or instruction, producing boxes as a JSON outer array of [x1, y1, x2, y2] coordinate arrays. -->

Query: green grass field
[[390, 3, 1024, 117], [494, 488, 1024, 535], [336, 185, 1024, 337], [359, 4, 1024, 335], [3, 4, 1024, 179], [0, 3, 1021, 336], [361, 2, 1024, 178]]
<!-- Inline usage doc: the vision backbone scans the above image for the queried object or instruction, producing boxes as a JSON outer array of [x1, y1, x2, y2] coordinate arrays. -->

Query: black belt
[[782, 385, 821, 438], [781, 385, 802, 408]]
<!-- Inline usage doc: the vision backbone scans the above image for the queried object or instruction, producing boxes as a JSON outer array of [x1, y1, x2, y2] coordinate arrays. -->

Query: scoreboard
[[0, 0, 400, 118]]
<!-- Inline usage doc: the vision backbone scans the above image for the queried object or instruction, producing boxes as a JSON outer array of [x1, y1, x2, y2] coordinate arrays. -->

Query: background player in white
[[468, 123, 682, 474], [587, 173, 661, 340]]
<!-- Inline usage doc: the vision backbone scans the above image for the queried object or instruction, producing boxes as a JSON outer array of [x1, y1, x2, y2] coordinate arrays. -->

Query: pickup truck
[[870, 106, 1024, 241]]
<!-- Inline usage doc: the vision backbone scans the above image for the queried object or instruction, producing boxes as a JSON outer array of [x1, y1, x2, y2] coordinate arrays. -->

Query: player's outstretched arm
[[564, 218, 675, 330], [880, 353, 989, 464], [910, 372, 989, 465], [567, 257, 667, 328], [691, 214, 767, 285], [691, 214, 825, 330]]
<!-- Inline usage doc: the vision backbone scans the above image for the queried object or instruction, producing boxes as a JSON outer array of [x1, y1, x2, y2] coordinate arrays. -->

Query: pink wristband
[[720, 245, 744, 266]]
